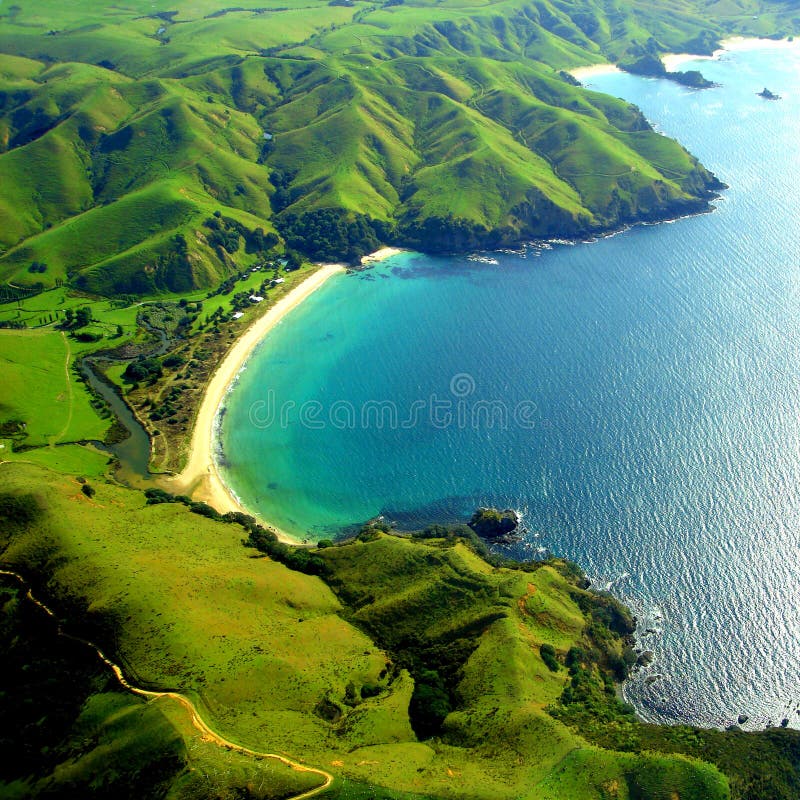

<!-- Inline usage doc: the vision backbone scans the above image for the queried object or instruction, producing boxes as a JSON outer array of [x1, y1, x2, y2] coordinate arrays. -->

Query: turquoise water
[[221, 43, 800, 730]]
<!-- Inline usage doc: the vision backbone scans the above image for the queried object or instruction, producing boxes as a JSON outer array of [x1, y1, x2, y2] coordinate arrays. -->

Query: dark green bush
[[540, 643, 560, 672]]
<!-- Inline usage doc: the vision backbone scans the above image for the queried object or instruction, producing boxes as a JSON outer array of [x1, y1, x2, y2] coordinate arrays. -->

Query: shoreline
[[168, 262, 346, 543], [164, 26, 754, 545], [664, 35, 797, 71], [569, 62, 619, 81], [360, 246, 407, 265], [572, 35, 796, 81]]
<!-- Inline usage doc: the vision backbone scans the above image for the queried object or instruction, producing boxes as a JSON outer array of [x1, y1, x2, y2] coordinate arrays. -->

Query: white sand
[[361, 246, 406, 264], [570, 63, 620, 81], [662, 52, 716, 71], [664, 36, 797, 72], [169, 263, 345, 542]]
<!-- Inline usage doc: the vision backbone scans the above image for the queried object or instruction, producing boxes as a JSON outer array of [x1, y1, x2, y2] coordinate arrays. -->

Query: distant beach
[[664, 36, 796, 71], [169, 262, 345, 541], [570, 63, 620, 81], [572, 36, 796, 80]]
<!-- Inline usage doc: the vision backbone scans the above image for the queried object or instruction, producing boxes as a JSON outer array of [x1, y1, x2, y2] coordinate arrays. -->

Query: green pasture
[[0, 330, 109, 446], [0, 462, 733, 799]]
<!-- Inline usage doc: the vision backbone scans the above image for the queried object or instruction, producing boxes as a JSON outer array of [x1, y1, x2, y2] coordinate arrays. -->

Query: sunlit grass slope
[[1, 0, 795, 292], [0, 575, 324, 800], [0, 330, 109, 446], [1, 462, 731, 799]]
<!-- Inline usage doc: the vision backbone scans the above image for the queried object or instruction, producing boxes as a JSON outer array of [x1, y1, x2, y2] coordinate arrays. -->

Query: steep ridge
[[0, 0, 795, 293]]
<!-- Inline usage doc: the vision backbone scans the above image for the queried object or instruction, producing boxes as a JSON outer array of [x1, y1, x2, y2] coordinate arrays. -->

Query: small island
[[758, 87, 781, 100], [468, 506, 521, 541]]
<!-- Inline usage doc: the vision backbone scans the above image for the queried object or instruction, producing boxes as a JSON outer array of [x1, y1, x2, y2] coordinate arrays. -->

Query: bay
[[221, 41, 800, 730]]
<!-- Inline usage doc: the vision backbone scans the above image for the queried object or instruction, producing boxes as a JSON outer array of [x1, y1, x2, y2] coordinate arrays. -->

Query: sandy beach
[[361, 246, 406, 264], [573, 36, 796, 81], [570, 63, 620, 81], [661, 51, 716, 72], [169, 263, 345, 541], [665, 36, 797, 71]]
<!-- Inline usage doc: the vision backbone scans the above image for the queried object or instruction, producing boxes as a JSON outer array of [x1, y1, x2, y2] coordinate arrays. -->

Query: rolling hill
[[3, 466, 800, 798], [0, 0, 796, 295]]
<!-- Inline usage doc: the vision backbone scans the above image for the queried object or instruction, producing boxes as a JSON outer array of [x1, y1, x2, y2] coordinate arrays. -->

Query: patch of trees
[[205, 216, 242, 254], [399, 214, 495, 253], [27, 261, 47, 274], [540, 643, 559, 672], [0, 419, 25, 436], [276, 208, 389, 263], [409, 668, 452, 738], [283, 248, 303, 270], [205, 213, 281, 256], [72, 331, 103, 342], [0, 284, 44, 305], [268, 169, 298, 213], [244, 226, 280, 254], [245, 525, 328, 575], [61, 306, 92, 330], [122, 357, 162, 384], [162, 353, 185, 369]]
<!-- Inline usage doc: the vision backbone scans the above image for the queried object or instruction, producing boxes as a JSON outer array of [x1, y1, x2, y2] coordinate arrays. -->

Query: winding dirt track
[[0, 568, 334, 800]]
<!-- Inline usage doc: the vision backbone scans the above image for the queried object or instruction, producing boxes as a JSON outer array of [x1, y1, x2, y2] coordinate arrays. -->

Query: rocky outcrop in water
[[468, 507, 520, 541]]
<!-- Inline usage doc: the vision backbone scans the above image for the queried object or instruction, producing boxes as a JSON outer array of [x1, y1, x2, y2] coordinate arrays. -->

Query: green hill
[[2, 464, 799, 798], [0, 0, 796, 295]]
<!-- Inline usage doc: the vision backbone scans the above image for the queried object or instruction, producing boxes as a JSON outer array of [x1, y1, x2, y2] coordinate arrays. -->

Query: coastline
[[163, 30, 784, 543], [572, 35, 796, 80], [664, 35, 797, 71], [569, 62, 620, 81], [360, 246, 407, 265], [168, 262, 346, 542]]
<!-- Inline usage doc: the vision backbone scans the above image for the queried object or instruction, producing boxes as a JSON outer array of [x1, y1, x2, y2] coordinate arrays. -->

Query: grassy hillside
[[0, 576, 321, 800], [3, 463, 800, 798], [1, 0, 796, 294]]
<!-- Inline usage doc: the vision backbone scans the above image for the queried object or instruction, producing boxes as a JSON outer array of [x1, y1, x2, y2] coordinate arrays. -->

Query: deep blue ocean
[[221, 42, 800, 730]]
